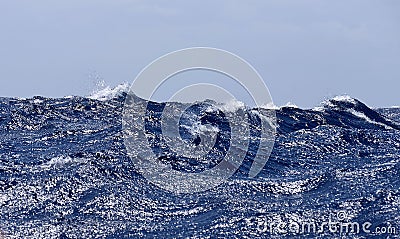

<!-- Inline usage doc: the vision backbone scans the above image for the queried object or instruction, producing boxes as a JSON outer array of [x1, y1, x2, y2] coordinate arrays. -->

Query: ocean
[[0, 87, 399, 238]]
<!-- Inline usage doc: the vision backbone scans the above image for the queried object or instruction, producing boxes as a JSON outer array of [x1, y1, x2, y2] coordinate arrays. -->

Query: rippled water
[[0, 92, 399, 238]]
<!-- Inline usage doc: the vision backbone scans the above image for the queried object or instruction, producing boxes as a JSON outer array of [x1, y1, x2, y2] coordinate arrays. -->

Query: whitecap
[[88, 83, 129, 101]]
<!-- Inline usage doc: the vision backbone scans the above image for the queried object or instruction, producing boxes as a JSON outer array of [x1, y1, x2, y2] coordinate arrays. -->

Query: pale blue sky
[[0, 0, 399, 107]]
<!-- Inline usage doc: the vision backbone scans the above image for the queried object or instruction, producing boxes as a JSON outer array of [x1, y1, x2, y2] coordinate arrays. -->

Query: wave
[[1, 85, 399, 135], [0, 85, 399, 238], [84, 84, 399, 131], [85, 84, 400, 132], [276, 94, 400, 134], [88, 82, 129, 101]]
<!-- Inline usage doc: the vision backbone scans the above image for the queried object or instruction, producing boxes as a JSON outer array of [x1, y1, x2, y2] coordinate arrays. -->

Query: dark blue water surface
[[0, 93, 399, 238]]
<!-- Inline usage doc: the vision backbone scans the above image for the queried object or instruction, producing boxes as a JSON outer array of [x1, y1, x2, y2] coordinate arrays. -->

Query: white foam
[[331, 95, 356, 103], [260, 102, 299, 110], [282, 102, 298, 108], [260, 102, 279, 110], [33, 99, 44, 104], [88, 83, 129, 101], [40, 156, 87, 169], [318, 95, 357, 109], [312, 106, 325, 112], [349, 109, 392, 130], [48, 156, 73, 165], [181, 122, 219, 136], [218, 99, 246, 112]]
